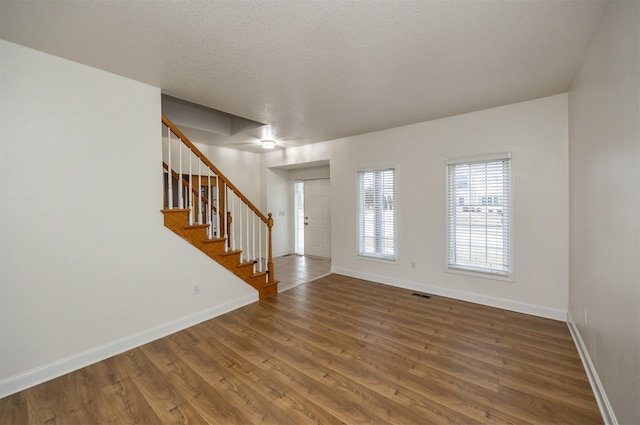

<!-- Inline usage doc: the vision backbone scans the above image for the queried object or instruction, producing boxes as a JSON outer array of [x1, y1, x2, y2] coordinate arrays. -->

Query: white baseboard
[[330, 266, 566, 321], [566, 312, 617, 425], [0, 293, 258, 399]]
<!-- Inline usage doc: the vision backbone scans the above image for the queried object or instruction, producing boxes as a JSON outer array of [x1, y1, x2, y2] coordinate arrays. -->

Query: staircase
[[161, 115, 278, 299]]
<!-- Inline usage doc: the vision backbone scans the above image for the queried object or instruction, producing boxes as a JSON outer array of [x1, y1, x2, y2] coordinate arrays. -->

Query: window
[[447, 154, 511, 276], [357, 168, 396, 261]]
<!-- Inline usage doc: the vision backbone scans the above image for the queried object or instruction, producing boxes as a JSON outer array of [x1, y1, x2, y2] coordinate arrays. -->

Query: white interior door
[[304, 179, 331, 258]]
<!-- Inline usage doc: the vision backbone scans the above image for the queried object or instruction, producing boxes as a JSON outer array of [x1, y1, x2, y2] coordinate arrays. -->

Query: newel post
[[267, 213, 275, 284]]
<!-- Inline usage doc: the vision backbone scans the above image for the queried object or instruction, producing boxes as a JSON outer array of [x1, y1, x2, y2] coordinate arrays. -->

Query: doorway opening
[[293, 179, 331, 259], [294, 181, 305, 255]]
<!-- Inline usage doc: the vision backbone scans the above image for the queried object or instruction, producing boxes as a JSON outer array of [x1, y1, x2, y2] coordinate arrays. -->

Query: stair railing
[[162, 115, 275, 282]]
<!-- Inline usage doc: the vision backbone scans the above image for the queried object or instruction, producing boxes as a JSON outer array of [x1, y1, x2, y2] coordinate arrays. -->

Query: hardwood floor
[[0, 274, 602, 424]]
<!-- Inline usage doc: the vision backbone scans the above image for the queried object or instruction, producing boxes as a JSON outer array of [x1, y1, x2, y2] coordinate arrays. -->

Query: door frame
[[293, 178, 331, 258]]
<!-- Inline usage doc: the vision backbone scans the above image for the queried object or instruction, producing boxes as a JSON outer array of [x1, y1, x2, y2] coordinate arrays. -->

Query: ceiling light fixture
[[261, 139, 276, 149]]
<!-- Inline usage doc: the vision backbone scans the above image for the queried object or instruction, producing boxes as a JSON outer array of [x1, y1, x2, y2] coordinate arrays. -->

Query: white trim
[[446, 152, 512, 165], [445, 153, 514, 278], [356, 167, 397, 261], [446, 266, 514, 283], [356, 164, 396, 172], [566, 312, 617, 425], [330, 266, 566, 321], [357, 254, 398, 265], [0, 293, 258, 398]]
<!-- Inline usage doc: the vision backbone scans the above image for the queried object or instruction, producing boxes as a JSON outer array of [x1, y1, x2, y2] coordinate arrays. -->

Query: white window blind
[[357, 168, 396, 261], [447, 155, 511, 275]]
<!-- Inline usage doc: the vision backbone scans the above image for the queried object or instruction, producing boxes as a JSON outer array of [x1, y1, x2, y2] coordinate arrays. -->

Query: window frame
[[446, 153, 513, 279], [357, 167, 397, 262]]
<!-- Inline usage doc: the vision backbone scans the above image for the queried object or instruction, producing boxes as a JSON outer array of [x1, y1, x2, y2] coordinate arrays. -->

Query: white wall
[[0, 41, 257, 397], [263, 94, 570, 319], [568, 1, 640, 424], [289, 165, 331, 181], [192, 142, 263, 209], [266, 168, 292, 257]]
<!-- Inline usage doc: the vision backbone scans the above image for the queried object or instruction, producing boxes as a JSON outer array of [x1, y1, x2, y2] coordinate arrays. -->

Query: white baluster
[[188, 149, 193, 225], [166, 127, 173, 209], [230, 191, 235, 251], [252, 213, 256, 272], [239, 198, 243, 261], [265, 223, 269, 279], [246, 205, 250, 264], [215, 176, 220, 238], [178, 140, 183, 208], [208, 171, 212, 239], [258, 219, 262, 272], [197, 160, 202, 224], [223, 183, 228, 252]]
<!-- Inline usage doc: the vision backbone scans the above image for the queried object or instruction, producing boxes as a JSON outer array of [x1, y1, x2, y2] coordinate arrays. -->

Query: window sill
[[446, 266, 514, 283], [358, 254, 397, 265]]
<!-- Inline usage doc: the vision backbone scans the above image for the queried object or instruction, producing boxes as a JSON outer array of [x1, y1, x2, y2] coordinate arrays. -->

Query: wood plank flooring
[[0, 274, 602, 424]]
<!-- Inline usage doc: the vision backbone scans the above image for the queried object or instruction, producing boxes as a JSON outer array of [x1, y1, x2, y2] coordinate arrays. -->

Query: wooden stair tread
[[202, 237, 226, 244], [161, 208, 190, 213], [220, 250, 242, 257], [237, 260, 254, 267], [184, 224, 209, 230]]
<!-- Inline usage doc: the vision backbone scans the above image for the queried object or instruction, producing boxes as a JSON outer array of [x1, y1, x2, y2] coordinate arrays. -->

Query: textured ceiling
[[1, 0, 607, 152]]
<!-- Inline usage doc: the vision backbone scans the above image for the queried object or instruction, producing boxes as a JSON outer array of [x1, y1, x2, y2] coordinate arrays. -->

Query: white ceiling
[[1, 0, 607, 152]]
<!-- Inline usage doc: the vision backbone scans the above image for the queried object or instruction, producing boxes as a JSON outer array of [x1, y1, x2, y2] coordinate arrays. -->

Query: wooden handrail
[[162, 114, 267, 224]]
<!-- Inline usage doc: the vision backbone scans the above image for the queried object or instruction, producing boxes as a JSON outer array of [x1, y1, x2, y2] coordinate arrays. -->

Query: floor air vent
[[412, 292, 431, 299]]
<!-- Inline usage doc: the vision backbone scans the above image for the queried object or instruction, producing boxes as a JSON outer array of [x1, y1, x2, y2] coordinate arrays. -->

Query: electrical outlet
[[411, 261, 416, 269], [193, 285, 200, 295]]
